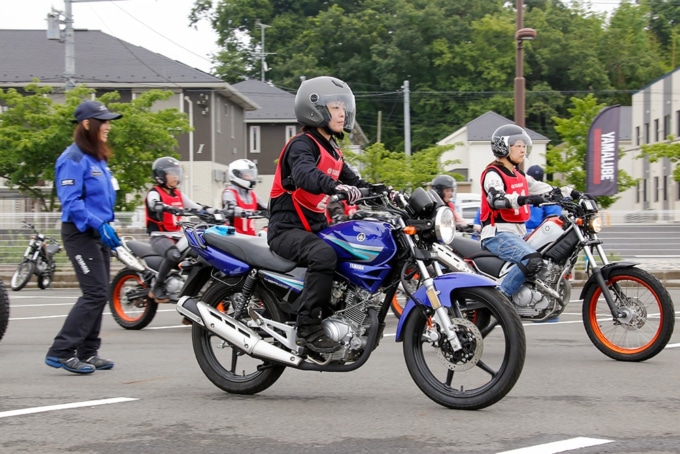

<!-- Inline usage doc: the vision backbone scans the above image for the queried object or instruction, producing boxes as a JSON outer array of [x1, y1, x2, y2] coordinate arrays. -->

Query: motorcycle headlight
[[588, 215, 602, 233], [434, 206, 455, 244]]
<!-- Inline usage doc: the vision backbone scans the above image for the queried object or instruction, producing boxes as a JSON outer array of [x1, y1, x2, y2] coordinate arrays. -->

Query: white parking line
[[497, 437, 614, 454], [0, 397, 138, 419]]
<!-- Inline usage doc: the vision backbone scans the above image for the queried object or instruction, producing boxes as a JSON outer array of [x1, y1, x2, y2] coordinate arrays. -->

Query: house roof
[[0, 29, 258, 110], [232, 79, 295, 122], [466, 111, 550, 142], [437, 111, 550, 146]]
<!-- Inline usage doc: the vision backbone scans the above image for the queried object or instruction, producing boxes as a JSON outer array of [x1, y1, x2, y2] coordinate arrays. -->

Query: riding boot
[[149, 259, 173, 303], [296, 310, 341, 354]]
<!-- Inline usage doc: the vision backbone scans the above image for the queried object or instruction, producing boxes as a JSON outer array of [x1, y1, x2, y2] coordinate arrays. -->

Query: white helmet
[[228, 159, 258, 189]]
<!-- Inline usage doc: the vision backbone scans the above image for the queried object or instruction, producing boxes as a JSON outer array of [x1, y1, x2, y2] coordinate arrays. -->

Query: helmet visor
[[505, 132, 533, 157], [164, 166, 183, 180], [317, 93, 356, 132], [235, 168, 257, 181]]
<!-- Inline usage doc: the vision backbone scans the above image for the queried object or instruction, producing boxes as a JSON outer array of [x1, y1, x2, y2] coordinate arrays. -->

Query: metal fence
[[0, 213, 148, 275]]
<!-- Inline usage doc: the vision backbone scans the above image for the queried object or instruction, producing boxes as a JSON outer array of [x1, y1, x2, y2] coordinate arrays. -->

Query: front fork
[[581, 236, 630, 319]]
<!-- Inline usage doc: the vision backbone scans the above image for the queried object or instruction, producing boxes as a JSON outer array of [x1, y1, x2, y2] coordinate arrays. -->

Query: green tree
[[639, 137, 680, 182], [344, 142, 458, 191], [546, 94, 635, 208], [0, 84, 191, 211]]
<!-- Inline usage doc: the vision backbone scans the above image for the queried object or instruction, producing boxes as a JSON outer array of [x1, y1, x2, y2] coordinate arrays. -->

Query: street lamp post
[[514, 26, 536, 129]]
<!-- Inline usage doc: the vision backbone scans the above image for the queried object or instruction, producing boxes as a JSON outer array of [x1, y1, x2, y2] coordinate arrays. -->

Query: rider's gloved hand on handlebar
[[335, 184, 362, 205], [97, 223, 122, 249], [517, 194, 545, 206]]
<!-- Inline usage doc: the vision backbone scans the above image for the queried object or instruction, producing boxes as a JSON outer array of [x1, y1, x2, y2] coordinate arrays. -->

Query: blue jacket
[[526, 205, 562, 231], [56, 144, 117, 232]]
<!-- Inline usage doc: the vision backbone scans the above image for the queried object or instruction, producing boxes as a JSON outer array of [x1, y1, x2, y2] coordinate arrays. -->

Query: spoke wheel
[[192, 281, 287, 395], [402, 287, 525, 410], [10, 261, 34, 291], [109, 269, 157, 330], [582, 267, 674, 362]]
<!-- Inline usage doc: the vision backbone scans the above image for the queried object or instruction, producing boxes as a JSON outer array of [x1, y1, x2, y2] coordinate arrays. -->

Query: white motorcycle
[[435, 193, 675, 362]]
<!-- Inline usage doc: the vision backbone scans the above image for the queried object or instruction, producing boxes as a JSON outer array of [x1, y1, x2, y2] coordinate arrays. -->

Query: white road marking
[[666, 343, 680, 348], [0, 397, 138, 419], [497, 437, 614, 454]]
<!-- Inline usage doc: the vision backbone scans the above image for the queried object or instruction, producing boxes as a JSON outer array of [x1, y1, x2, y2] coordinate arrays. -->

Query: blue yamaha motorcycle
[[176, 185, 525, 410]]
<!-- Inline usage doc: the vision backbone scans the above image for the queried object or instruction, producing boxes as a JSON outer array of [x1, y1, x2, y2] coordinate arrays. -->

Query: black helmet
[[152, 156, 182, 187], [490, 124, 532, 158], [431, 175, 457, 200], [294, 76, 356, 133], [526, 165, 545, 182]]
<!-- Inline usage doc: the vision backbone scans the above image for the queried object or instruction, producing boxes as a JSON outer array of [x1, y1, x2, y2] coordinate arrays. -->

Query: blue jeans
[[482, 231, 538, 297]]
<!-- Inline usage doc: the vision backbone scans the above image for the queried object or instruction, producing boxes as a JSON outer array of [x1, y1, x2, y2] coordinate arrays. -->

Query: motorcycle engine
[[323, 281, 383, 358], [512, 260, 563, 318], [164, 275, 184, 301]]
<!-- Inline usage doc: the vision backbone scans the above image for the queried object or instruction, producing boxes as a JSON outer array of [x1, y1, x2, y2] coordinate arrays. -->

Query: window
[[663, 114, 670, 140], [644, 123, 650, 144], [249, 126, 261, 153], [663, 175, 668, 202], [677, 111, 680, 137], [654, 119, 659, 142], [643, 178, 648, 202], [636, 181, 640, 203], [635, 126, 640, 146], [654, 176, 659, 202], [285, 125, 296, 142]]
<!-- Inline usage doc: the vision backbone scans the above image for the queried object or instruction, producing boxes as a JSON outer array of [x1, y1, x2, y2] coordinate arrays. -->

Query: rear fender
[[395, 273, 497, 341], [578, 261, 638, 300]]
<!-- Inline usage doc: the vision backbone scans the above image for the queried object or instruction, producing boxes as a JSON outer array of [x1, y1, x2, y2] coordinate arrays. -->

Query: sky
[[0, 0, 219, 73]]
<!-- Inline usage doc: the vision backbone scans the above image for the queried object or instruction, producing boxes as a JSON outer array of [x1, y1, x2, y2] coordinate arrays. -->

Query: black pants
[[269, 229, 337, 320], [46, 222, 111, 359]]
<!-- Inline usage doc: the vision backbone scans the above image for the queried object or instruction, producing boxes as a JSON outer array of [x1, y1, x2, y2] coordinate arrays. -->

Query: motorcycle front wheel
[[582, 267, 675, 362], [37, 262, 53, 290], [10, 260, 35, 291], [0, 280, 9, 341], [402, 287, 525, 410], [109, 269, 157, 330], [191, 281, 287, 395]]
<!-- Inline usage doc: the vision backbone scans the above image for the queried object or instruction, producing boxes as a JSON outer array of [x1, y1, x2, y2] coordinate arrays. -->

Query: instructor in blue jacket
[[45, 100, 123, 374]]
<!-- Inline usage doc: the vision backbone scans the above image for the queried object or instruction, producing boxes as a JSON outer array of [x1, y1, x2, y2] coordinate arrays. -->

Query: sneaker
[[297, 325, 342, 354], [45, 356, 95, 374], [149, 286, 170, 303], [82, 356, 114, 370]]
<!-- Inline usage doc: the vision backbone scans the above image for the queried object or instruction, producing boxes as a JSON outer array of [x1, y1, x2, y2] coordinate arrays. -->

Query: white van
[[454, 193, 481, 224]]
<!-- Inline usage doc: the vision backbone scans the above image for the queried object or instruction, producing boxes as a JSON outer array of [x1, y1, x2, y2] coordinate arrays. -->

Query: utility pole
[[46, 0, 126, 91], [255, 20, 272, 82], [403, 80, 411, 156]]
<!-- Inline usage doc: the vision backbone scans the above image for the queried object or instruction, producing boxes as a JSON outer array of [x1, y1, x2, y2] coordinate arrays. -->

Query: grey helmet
[[490, 124, 532, 158], [294, 76, 356, 133]]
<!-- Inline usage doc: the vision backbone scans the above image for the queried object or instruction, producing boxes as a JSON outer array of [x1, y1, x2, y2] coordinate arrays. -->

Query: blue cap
[[73, 101, 122, 123]]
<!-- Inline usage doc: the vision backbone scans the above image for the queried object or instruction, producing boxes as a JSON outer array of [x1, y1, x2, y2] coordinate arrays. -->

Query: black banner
[[586, 105, 620, 196]]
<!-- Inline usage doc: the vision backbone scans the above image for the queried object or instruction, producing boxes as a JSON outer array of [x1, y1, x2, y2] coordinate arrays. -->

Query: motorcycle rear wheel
[[402, 287, 525, 410], [0, 280, 9, 341], [582, 267, 675, 362], [191, 281, 286, 395], [10, 260, 34, 291], [109, 269, 157, 330]]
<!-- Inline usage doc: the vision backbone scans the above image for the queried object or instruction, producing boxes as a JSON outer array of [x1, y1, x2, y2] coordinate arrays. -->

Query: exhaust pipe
[[176, 296, 302, 367]]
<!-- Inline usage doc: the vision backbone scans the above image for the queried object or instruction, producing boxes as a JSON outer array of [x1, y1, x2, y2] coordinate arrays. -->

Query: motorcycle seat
[[125, 240, 157, 258], [450, 236, 497, 260], [203, 231, 297, 273]]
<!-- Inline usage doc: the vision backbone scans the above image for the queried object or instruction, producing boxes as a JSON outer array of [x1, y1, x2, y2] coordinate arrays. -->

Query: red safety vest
[[224, 188, 259, 235], [146, 186, 184, 232], [270, 133, 344, 231], [480, 164, 530, 225]]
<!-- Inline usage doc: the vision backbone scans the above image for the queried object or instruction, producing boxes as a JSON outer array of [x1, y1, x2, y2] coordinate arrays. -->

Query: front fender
[[395, 272, 497, 341], [578, 261, 639, 300]]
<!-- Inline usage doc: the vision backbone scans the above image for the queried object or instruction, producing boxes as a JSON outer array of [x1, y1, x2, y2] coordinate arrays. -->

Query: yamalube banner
[[586, 105, 620, 196]]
